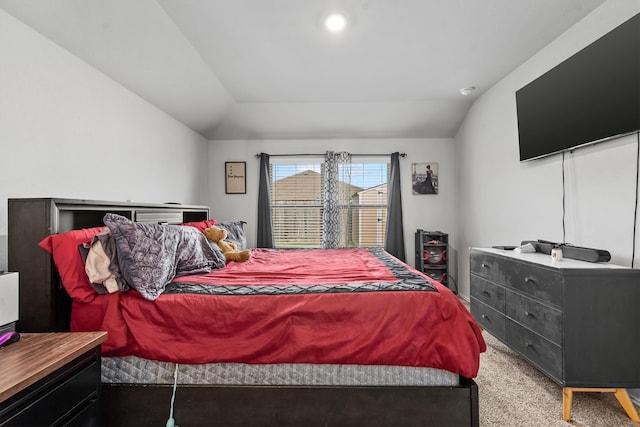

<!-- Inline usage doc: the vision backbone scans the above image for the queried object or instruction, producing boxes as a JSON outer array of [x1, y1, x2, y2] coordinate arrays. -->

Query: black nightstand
[[0, 332, 107, 426]]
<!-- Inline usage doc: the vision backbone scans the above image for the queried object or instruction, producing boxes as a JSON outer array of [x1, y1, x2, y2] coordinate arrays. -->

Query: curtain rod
[[255, 153, 406, 158]]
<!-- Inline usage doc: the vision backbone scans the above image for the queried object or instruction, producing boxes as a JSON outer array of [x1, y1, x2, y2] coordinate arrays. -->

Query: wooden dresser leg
[[564, 388, 640, 423], [613, 389, 640, 423], [563, 388, 573, 421]]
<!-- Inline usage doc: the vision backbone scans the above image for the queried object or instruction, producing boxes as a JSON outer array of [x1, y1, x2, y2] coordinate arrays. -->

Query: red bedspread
[[71, 248, 486, 378]]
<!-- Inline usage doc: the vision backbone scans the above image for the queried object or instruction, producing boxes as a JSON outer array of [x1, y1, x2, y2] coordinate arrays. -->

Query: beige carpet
[[477, 330, 639, 426]]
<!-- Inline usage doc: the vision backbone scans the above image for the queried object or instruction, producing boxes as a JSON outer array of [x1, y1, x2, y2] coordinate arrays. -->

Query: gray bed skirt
[[102, 356, 459, 387]]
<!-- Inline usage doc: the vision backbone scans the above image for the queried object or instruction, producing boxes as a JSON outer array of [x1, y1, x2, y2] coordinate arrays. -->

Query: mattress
[[102, 356, 460, 387]]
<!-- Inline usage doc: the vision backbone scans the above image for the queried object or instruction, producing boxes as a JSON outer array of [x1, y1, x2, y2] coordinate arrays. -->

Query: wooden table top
[[0, 332, 107, 402]]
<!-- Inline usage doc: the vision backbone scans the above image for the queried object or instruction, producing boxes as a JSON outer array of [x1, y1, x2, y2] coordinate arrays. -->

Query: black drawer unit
[[470, 250, 562, 308], [505, 291, 562, 345], [470, 298, 506, 342], [0, 333, 106, 427], [470, 275, 505, 311], [469, 247, 640, 388], [505, 321, 562, 381], [1, 357, 99, 426]]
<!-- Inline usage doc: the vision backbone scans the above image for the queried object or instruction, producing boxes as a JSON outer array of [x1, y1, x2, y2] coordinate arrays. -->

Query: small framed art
[[412, 162, 439, 195], [225, 162, 246, 194]]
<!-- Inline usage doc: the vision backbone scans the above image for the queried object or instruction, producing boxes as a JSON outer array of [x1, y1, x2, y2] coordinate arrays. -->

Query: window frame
[[269, 156, 389, 249]]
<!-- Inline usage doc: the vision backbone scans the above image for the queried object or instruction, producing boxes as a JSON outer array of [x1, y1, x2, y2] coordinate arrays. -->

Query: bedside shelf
[[8, 198, 209, 332], [415, 230, 452, 292]]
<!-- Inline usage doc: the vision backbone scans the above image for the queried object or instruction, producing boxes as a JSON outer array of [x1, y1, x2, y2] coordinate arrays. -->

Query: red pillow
[[180, 218, 218, 232], [39, 227, 106, 302]]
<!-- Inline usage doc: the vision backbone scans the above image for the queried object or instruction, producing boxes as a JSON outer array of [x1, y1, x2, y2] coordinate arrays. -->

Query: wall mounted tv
[[516, 13, 639, 162]]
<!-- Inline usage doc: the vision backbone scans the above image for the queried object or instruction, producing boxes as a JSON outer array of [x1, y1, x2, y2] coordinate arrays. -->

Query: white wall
[[208, 138, 460, 277], [0, 9, 210, 270], [455, 1, 640, 299], [3, 0, 636, 299]]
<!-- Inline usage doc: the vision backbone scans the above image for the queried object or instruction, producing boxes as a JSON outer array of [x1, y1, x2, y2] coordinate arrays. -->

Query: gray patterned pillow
[[216, 221, 247, 250]]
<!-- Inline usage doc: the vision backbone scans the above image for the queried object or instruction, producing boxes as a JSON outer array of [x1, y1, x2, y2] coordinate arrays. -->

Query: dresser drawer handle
[[481, 263, 490, 269], [481, 290, 491, 296], [524, 276, 536, 284], [525, 342, 536, 351], [525, 311, 534, 318]]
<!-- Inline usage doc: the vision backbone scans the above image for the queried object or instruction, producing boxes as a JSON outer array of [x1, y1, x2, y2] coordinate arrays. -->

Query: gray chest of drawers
[[470, 247, 640, 388]]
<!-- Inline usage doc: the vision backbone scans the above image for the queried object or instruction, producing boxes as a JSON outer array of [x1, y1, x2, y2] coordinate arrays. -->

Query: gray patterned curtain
[[384, 152, 405, 261], [256, 153, 274, 248], [322, 151, 352, 248]]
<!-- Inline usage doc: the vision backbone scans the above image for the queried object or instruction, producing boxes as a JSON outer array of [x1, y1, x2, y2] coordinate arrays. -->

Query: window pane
[[271, 162, 323, 248]]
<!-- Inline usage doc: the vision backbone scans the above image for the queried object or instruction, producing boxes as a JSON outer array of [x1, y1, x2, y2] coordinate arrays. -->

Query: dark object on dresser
[[469, 247, 640, 421], [0, 332, 19, 348], [8, 198, 480, 427], [522, 240, 611, 263]]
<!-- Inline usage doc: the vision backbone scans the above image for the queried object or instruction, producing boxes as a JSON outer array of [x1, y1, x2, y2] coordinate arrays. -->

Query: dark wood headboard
[[7, 198, 209, 332]]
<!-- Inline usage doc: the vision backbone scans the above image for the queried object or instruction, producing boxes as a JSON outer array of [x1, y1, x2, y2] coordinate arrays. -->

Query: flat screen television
[[516, 13, 639, 162]]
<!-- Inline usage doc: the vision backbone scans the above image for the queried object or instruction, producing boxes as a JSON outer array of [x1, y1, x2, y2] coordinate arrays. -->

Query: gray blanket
[[103, 213, 225, 300]]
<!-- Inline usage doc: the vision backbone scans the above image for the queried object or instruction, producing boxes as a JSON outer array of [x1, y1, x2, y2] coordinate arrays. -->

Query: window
[[270, 157, 389, 248]]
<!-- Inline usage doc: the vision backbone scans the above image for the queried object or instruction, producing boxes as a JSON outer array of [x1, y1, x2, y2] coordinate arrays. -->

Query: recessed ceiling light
[[459, 86, 476, 96], [324, 12, 347, 33]]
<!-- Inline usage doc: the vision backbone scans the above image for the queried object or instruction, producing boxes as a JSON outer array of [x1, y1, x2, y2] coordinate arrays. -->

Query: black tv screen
[[516, 13, 640, 161]]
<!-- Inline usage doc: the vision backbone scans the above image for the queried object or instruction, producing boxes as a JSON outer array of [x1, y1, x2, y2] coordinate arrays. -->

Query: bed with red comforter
[[36, 212, 485, 426], [71, 247, 484, 379]]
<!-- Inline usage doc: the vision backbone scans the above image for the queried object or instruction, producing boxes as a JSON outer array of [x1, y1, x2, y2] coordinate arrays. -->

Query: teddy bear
[[203, 225, 251, 263]]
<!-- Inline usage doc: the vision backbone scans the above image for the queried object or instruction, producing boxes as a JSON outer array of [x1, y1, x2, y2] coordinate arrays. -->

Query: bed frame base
[[102, 378, 479, 426]]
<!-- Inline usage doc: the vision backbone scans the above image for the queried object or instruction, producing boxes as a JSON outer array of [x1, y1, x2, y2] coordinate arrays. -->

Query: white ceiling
[[0, 0, 607, 140]]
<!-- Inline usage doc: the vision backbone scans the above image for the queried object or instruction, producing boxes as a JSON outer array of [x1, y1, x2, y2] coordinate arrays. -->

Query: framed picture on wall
[[412, 162, 438, 195], [225, 162, 246, 194]]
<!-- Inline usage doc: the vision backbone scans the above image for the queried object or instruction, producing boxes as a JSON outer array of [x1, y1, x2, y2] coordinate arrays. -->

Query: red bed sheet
[[71, 248, 486, 378]]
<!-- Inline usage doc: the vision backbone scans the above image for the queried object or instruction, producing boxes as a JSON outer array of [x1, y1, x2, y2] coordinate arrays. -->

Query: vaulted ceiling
[[0, 0, 607, 140]]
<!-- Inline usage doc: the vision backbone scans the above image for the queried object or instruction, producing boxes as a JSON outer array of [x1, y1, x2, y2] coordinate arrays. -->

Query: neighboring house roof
[[357, 183, 387, 195], [272, 170, 363, 202]]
